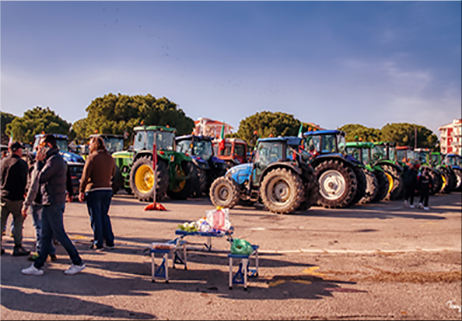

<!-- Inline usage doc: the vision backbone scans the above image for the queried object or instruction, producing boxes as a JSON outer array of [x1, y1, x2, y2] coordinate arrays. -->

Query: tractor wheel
[[359, 169, 379, 204], [111, 165, 124, 195], [351, 167, 368, 205], [167, 161, 194, 200], [452, 168, 462, 191], [297, 167, 319, 211], [439, 167, 457, 194], [315, 160, 357, 208], [260, 168, 305, 214], [189, 166, 208, 197], [426, 167, 442, 195], [381, 164, 404, 200], [371, 170, 389, 203], [129, 157, 169, 202], [210, 176, 240, 209]]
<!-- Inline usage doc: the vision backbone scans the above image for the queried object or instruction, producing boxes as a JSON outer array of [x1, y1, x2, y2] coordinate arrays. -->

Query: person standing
[[21, 134, 85, 275], [0, 142, 30, 256], [403, 160, 420, 209], [79, 136, 116, 250], [418, 167, 433, 211]]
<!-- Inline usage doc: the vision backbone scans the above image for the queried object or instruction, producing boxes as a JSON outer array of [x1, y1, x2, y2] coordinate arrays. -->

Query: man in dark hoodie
[[21, 134, 85, 276], [403, 160, 420, 209], [418, 167, 433, 211], [0, 141, 30, 256]]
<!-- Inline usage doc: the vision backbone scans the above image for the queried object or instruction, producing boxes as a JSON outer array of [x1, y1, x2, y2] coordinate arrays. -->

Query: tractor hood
[[61, 151, 85, 164], [226, 163, 253, 185]]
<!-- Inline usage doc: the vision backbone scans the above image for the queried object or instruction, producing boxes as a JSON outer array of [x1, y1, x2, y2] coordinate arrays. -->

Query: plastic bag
[[230, 238, 254, 255], [206, 207, 231, 232]]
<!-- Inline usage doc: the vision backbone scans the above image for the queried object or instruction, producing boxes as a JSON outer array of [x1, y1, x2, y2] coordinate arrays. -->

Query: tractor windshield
[[255, 141, 283, 166], [55, 139, 69, 152], [346, 147, 362, 162], [133, 130, 175, 152], [430, 154, 440, 167], [177, 139, 193, 155], [192, 140, 213, 160], [337, 134, 346, 154], [104, 137, 124, 154], [372, 145, 385, 162], [414, 151, 428, 164]]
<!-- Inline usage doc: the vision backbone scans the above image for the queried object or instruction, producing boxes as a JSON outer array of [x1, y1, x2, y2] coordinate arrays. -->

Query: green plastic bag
[[230, 238, 254, 255]]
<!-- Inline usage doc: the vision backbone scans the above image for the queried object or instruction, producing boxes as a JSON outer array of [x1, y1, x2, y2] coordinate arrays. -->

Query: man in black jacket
[[21, 134, 85, 276], [0, 142, 30, 256], [403, 160, 420, 209]]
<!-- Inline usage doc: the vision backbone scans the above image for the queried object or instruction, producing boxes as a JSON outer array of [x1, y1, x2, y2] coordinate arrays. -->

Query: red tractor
[[212, 138, 249, 169]]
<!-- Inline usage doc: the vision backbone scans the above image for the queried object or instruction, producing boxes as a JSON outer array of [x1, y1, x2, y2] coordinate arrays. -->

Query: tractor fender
[[375, 160, 403, 173], [226, 163, 253, 185], [311, 154, 356, 170], [259, 162, 302, 185]]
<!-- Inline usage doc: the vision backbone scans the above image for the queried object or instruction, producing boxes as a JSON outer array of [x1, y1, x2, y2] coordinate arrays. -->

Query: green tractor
[[128, 125, 195, 202], [345, 142, 390, 203], [373, 142, 405, 200], [414, 148, 456, 194]]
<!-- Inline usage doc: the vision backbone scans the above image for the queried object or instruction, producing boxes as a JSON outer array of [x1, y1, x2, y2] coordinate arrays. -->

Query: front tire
[[209, 176, 240, 209], [260, 168, 304, 214], [359, 169, 379, 204], [129, 157, 169, 202]]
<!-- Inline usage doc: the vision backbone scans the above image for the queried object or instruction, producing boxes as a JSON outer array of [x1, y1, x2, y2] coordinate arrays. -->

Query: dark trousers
[[419, 189, 430, 207], [34, 203, 83, 269], [404, 185, 416, 206], [86, 190, 114, 248]]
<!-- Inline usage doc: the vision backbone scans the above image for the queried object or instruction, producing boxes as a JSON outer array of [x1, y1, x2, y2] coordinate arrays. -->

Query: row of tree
[[1, 93, 439, 150]]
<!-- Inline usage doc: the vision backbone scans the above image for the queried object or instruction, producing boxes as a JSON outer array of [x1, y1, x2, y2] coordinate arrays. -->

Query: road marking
[[260, 248, 461, 254], [303, 266, 327, 277]]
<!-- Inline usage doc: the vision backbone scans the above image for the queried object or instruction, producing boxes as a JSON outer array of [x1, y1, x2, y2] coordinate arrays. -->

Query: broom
[[144, 141, 166, 211]]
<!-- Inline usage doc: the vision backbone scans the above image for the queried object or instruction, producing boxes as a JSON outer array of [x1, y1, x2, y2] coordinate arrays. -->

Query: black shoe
[[49, 254, 57, 261], [1, 248, 4, 255], [13, 246, 30, 256], [90, 244, 104, 251]]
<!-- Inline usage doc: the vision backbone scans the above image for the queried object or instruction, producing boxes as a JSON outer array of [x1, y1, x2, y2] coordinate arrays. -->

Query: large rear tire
[[426, 167, 442, 195], [381, 164, 404, 200], [167, 162, 194, 200], [260, 168, 305, 214], [111, 165, 124, 195], [351, 167, 367, 205], [359, 169, 379, 204], [439, 167, 457, 194], [129, 157, 169, 202], [452, 168, 462, 191], [315, 159, 357, 208], [371, 170, 389, 202], [209, 176, 240, 209]]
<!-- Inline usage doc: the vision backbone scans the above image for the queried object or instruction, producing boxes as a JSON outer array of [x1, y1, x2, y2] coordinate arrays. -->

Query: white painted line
[[259, 248, 461, 254]]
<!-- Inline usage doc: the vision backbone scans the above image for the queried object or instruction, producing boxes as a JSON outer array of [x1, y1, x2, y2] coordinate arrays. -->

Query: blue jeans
[[34, 203, 83, 269], [86, 190, 114, 248], [30, 204, 55, 255]]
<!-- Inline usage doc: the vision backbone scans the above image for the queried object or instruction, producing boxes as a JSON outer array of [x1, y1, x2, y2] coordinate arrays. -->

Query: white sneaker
[[64, 264, 86, 275], [21, 264, 44, 276], [418, 203, 424, 209], [403, 200, 409, 208], [423, 207, 429, 211], [409, 204, 415, 209]]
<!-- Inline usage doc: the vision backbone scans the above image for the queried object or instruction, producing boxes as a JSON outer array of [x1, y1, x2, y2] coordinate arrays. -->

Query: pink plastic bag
[[206, 208, 230, 231]]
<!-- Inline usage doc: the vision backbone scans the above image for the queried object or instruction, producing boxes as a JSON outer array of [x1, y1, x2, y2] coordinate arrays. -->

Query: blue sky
[[1, 1, 461, 138]]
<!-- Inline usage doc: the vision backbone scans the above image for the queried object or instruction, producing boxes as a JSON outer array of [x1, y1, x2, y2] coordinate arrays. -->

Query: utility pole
[[414, 127, 417, 149]]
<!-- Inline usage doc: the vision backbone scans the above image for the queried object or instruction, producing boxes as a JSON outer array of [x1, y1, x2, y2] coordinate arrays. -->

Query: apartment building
[[438, 118, 461, 155], [193, 117, 234, 138]]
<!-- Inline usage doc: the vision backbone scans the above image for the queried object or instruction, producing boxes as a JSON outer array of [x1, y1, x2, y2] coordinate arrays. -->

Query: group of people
[[0, 134, 116, 276], [402, 160, 433, 210]]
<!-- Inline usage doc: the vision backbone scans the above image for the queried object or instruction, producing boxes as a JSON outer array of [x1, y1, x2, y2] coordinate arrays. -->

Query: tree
[[381, 123, 438, 149], [5, 107, 71, 145], [338, 124, 382, 142], [1, 112, 16, 145], [236, 111, 301, 148], [75, 93, 195, 146]]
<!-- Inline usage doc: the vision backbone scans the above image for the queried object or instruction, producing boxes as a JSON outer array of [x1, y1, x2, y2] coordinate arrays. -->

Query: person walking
[[79, 136, 116, 251], [21, 134, 85, 275], [418, 167, 433, 211], [403, 160, 420, 209], [0, 142, 30, 256]]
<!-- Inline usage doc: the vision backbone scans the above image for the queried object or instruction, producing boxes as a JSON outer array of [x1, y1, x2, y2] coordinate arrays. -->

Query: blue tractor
[[302, 130, 367, 208], [209, 136, 318, 214], [175, 135, 228, 196]]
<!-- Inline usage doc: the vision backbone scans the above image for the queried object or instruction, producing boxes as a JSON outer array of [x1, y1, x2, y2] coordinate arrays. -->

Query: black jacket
[[37, 147, 68, 205], [403, 168, 418, 189], [0, 154, 28, 201]]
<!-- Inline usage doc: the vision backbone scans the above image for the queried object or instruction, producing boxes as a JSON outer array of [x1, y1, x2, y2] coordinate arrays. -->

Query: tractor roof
[[258, 136, 302, 145], [176, 135, 212, 141], [346, 142, 375, 148], [212, 138, 248, 144], [303, 129, 345, 136], [373, 141, 396, 146], [133, 125, 176, 133], [396, 146, 414, 150], [34, 133, 68, 140], [90, 134, 124, 139]]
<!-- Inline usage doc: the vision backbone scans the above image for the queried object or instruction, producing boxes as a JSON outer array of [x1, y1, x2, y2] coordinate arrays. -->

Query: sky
[[1, 1, 461, 138]]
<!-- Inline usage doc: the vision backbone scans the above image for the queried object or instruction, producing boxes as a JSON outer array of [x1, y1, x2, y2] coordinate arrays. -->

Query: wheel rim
[[216, 183, 231, 202], [441, 174, 447, 190], [266, 177, 291, 205], [135, 164, 153, 194], [384, 172, 393, 193], [319, 170, 346, 200]]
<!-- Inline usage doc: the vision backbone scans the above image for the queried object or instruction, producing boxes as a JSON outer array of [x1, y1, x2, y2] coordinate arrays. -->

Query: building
[[438, 118, 461, 155], [193, 118, 234, 138]]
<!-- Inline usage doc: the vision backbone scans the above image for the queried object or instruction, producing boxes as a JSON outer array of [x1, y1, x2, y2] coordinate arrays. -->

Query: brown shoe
[[13, 246, 30, 256]]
